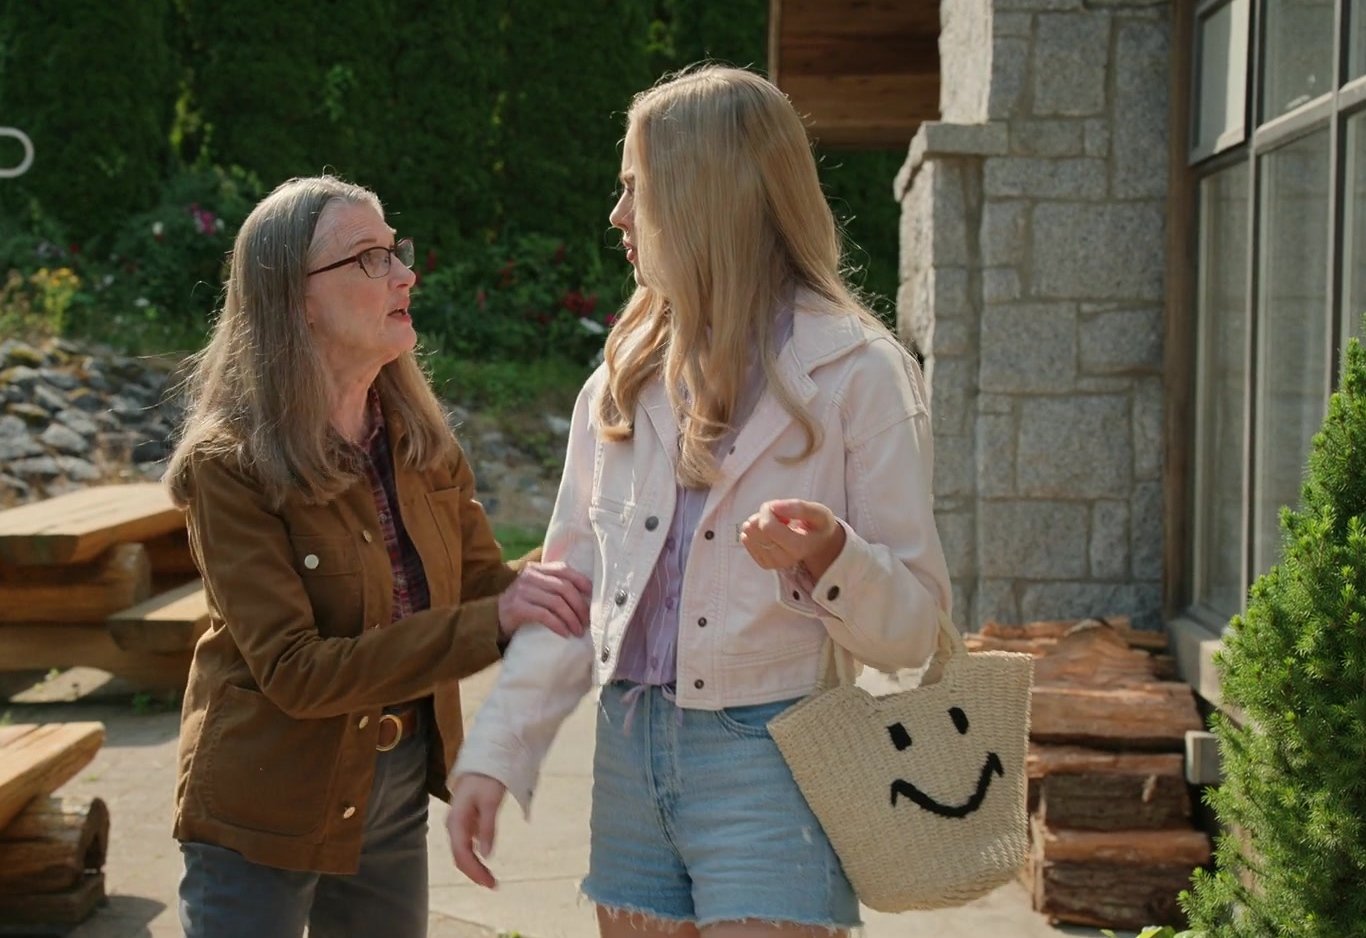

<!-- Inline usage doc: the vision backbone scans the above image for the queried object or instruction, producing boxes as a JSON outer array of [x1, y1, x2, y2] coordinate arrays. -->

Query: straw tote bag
[[767, 611, 1033, 912]]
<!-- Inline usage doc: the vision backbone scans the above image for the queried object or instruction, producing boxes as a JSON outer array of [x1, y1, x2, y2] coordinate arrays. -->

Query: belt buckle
[[376, 712, 403, 752]]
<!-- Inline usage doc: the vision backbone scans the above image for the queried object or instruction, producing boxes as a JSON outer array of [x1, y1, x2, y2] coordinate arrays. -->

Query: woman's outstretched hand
[[740, 498, 847, 581], [497, 561, 592, 640], [446, 773, 508, 889]]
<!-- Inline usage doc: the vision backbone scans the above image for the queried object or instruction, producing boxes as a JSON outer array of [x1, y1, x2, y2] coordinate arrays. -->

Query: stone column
[[898, 0, 1171, 629]]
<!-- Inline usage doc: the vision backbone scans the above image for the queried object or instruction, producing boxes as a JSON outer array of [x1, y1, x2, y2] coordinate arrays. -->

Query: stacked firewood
[[0, 722, 108, 926], [0, 483, 206, 691], [968, 617, 1212, 930]]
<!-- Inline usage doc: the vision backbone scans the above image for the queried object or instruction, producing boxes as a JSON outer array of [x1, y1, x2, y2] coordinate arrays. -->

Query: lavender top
[[615, 306, 796, 688]]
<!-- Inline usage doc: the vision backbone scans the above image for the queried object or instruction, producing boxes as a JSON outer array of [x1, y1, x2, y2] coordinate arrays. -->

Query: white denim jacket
[[452, 289, 952, 812]]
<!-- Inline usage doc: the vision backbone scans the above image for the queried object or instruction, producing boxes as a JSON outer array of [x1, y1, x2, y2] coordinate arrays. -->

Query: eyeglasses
[[307, 238, 415, 279]]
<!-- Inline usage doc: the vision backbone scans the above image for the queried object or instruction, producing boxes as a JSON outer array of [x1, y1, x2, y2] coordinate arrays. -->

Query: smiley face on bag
[[884, 706, 1004, 819]]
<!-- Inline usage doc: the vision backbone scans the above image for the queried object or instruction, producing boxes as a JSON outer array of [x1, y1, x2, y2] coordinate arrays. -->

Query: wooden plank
[[1039, 772, 1192, 831], [1027, 744, 1185, 813], [0, 871, 105, 925], [0, 723, 104, 831], [0, 796, 108, 895], [979, 616, 1169, 651], [1029, 622, 1167, 687], [0, 483, 183, 566], [0, 544, 151, 624], [0, 622, 192, 692], [780, 35, 939, 78], [1033, 859, 1198, 930], [782, 72, 939, 148], [141, 530, 198, 577], [1034, 820, 1212, 866], [1029, 683, 1204, 751], [108, 580, 209, 654], [778, 0, 940, 40], [1028, 744, 1185, 780]]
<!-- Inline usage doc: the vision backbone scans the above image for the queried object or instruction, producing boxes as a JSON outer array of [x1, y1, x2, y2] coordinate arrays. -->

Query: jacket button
[[362, 530, 374, 543], [694, 679, 705, 689], [601, 648, 610, 663], [342, 804, 356, 819], [697, 617, 707, 627], [644, 515, 659, 531], [614, 589, 628, 606], [827, 586, 841, 601], [358, 716, 369, 730], [303, 554, 320, 570], [704, 530, 715, 540]]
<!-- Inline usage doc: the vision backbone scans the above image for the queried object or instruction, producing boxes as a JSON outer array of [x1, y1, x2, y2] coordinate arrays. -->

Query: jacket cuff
[[450, 735, 539, 818], [776, 519, 861, 619]]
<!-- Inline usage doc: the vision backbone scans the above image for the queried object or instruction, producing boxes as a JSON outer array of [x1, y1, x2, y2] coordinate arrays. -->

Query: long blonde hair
[[166, 175, 456, 509], [598, 65, 884, 487]]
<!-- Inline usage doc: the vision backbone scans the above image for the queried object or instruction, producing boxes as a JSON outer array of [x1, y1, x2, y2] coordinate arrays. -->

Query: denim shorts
[[581, 682, 860, 930]]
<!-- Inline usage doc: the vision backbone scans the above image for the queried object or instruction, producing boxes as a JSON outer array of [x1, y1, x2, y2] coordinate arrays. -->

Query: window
[[1185, 0, 1365, 626]]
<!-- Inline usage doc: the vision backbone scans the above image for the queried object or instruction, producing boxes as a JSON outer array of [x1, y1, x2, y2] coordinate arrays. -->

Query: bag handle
[[817, 607, 961, 691]]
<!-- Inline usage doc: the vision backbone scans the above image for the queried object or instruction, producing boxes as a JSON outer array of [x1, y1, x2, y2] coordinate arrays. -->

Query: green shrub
[[1183, 333, 1366, 935], [0, 0, 180, 244], [415, 234, 626, 364]]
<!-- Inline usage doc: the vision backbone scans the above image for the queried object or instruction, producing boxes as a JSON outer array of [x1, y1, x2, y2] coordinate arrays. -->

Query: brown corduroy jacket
[[172, 413, 520, 874]]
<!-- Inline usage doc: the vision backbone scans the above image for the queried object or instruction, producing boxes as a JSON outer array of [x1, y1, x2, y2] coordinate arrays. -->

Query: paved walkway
[[2, 668, 1122, 938]]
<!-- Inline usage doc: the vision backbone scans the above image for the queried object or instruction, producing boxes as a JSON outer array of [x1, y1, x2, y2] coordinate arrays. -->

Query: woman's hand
[[497, 561, 592, 640], [446, 773, 508, 889], [740, 499, 847, 581]]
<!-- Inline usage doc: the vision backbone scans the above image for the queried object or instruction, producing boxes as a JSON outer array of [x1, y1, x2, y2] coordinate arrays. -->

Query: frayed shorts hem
[[582, 885, 861, 933]]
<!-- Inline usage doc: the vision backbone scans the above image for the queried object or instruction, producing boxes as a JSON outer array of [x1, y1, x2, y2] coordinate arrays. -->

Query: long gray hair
[[167, 175, 455, 508]]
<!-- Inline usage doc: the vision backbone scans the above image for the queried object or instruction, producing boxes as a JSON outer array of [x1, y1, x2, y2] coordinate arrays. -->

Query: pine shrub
[[1183, 335, 1366, 935]]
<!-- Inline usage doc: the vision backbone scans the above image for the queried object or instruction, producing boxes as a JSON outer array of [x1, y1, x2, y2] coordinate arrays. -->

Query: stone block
[[1113, 19, 1171, 199], [979, 500, 1089, 578], [982, 200, 1028, 267], [937, 509, 976, 578], [930, 164, 973, 268], [1084, 119, 1111, 157], [1017, 395, 1134, 498], [952, 582, 973, 628], [1020, 580, 1162, 629], [932, 317, 974, 357], [940, 0, 994, 123], [1033, 202, 1165, 300], [1133, 376, 1164, 480], [996, 0, 1082, 10], [1080, 308, 1163, 374], [978, 393, 1016, 415], [1033, 13, 1112, 116], [930, 357, 976, 435], [932, 266, 973, 317], [896, 279, 932, 350], [980, 303, 1078, 393], [977, 413, 1017, 497], [898, 169, 935, 276], [1077, 376, 1135, 392], [1131, 480, 1164, 580], [995, 12, 1034, 36], [984, 157, 1108, 199], [1010, 120, 1086, 157], [935, 433, 976, 498], [1090, 499, 1131, 579], [973, 579, 1021, 630], [990, 38, 1031, 120], [984, 267, 1024, 303]]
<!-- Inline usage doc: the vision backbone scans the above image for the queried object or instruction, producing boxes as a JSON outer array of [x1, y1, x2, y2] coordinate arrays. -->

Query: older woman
[[166, 175, 590, 938]]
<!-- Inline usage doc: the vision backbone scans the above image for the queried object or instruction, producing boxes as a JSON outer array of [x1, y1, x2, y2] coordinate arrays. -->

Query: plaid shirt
[[361, 391, 430, 622]]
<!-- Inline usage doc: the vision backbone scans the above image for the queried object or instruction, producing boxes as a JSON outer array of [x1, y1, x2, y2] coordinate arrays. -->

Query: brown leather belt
[[376, 706, 419, 752]]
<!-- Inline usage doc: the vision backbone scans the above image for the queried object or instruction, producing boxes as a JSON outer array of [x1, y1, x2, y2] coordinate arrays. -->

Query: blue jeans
[[179, 713, 430, 938], [582, 682, 860, 930]]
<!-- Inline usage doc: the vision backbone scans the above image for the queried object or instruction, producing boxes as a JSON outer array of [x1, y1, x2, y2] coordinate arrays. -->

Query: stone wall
[[898, 0, 1171, 629]]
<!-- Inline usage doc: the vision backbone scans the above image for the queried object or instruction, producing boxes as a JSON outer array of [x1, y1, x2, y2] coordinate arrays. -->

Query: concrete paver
[[1, 668, 1126, 938]]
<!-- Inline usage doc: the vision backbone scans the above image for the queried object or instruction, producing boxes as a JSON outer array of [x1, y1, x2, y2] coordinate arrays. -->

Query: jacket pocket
[[200, 684, 341, 837], [290, 534, 364, 636]]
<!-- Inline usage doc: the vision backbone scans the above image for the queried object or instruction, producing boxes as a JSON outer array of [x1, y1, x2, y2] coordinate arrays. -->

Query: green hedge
[[1, 0, 907, 336], [0, 0, 179, 240]]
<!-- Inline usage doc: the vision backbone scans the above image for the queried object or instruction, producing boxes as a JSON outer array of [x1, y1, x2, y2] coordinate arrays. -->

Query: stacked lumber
[[0, 484, 206, 691], [968, 617, 1211, 930], [0, 723, 109, 926]]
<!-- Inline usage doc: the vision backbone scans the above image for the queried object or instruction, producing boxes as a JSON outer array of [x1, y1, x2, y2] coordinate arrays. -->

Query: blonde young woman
[[166, 175, 591, 938], [447, 67, 952, 937]]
